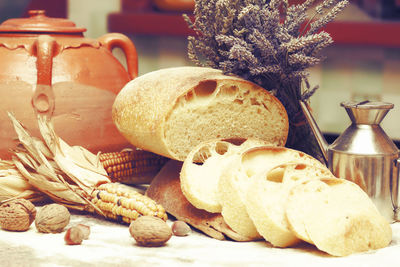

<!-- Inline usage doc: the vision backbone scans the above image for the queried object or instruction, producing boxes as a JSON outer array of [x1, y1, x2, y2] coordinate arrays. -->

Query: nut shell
[[35, 203, 70, 233], [172, 221, 191, 236], [0, 199, 36, 231], [129, 216, 172, 247], [65, 226, 84, 245], [76, 224, 90, 240]]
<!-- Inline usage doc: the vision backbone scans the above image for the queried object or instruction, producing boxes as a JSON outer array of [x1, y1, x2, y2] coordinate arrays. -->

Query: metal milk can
[[300, 100, 399, 222]]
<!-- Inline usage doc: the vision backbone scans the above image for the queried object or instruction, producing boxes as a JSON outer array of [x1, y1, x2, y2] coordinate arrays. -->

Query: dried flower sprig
[[185, 0, 348, 100], [184, 0, 349, 159]]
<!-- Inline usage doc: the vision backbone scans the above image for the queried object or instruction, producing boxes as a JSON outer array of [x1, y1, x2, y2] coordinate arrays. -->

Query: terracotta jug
[[0, 10, 138, 159]]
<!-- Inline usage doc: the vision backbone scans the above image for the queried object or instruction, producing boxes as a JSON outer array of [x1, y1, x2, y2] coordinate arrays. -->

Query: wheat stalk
[[185, 0, 349, 160]]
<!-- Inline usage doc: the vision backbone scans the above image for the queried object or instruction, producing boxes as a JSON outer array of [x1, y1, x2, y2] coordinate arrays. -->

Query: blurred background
[[1, 0, 400, 140]]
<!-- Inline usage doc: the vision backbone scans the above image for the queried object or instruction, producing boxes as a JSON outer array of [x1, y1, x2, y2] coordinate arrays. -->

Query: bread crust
[[112, 66, 288, 161]]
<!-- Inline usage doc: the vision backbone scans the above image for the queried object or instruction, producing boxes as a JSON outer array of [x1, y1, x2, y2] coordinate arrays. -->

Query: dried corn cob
[[0, 160, 47, 203], [4, 114, 169, 224], [90, 182, 168, 224], [99, 150, 169, 184]]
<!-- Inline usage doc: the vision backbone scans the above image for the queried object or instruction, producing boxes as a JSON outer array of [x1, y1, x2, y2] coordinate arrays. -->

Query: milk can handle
[[393, 158, 400, 221], [98, 33, 138, 80]]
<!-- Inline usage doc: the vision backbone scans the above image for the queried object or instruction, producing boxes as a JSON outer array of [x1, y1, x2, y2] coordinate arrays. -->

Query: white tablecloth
[[1, 210, 399, 267]]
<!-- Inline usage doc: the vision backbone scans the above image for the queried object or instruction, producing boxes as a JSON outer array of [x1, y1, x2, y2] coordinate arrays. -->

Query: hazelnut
[[64, 226, 84, 245], [172, 221, 191, 236], [35, 203, 70, 233], [129, 216, 172, 247], [0, 199, 36, 231], [76, 224, 90, 240]]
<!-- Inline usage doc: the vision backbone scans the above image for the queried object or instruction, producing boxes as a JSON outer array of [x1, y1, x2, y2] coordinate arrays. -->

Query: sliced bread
[[180, 138, 271, 213], [245, 173, 301, 247], [146, 160, 253, 241], [217, 146, 328, 240], [218, 156, 263, 240], [245, 163, 334, 247], [285, 178, 392, 256], [112, 66, 288, 161]]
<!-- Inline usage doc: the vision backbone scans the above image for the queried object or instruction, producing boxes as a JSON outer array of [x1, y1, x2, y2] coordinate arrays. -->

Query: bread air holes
[[214, 141, 230, 155], [184, 90, 194, 102], [250, 98, 261, 106], [321, 178, 342, 186], [294, 164, 307, 170], [191, 142, 229, 165], [234, 99, 244, 105], [265, 167, 285, 183], [232, 88, 249, 104], [220, 84, 239, 97], [193, 80, 217, 98], [192, 147, 212, 165]]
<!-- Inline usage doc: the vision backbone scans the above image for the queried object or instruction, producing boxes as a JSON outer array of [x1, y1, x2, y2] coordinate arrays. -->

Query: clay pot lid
[[0, 10, 86, 33]]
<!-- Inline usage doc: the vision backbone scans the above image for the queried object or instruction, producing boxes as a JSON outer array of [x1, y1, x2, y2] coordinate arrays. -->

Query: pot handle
[[393, 158, 400, 221], [98, 33, 138, 80], [32, 35, 57, 118]]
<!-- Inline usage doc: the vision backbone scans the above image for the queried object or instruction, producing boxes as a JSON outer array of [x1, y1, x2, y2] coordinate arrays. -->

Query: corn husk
[[36, 115, 109, 190], [0, 161, 46, 203], [0, 113, 111, 212]]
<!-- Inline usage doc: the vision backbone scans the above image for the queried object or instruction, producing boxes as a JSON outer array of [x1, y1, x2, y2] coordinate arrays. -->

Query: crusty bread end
[[112, 67, 288, 161]]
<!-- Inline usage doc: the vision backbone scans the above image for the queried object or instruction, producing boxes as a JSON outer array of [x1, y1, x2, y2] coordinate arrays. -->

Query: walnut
[[35, 203, 70, 233], [0, 199, 36, 231], [129, 216, 172, 247]]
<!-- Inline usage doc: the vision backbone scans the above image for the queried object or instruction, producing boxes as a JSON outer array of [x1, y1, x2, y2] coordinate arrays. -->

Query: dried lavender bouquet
[[184, 0, 348, 160]]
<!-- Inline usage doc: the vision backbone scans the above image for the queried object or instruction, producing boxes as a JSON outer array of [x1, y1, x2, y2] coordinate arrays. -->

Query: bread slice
[[286, 178, 392, 256], [112, 67, 288, 161], [218, 146, 328, 240], [146, 160, 252, 241], [245, 163, 334, 247], [180, 138, 272, 213], [245, 173, 301, 247], [218, 156, 263, 240]]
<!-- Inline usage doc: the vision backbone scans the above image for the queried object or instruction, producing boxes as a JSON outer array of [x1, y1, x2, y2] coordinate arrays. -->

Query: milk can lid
[[341, 100, 394, 125]]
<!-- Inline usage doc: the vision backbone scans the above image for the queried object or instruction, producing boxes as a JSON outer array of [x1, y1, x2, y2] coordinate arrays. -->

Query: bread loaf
[[180, 138, 272, 213], [112, 67, 288, 161]]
